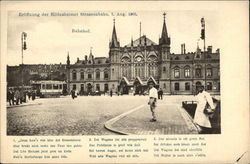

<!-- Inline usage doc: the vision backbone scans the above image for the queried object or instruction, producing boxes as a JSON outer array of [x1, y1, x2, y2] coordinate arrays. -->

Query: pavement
[[105, 96, 200, 135]]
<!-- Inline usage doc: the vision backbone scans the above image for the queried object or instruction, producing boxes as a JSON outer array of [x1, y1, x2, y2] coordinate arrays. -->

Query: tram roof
[[30, 80, 66, 84]]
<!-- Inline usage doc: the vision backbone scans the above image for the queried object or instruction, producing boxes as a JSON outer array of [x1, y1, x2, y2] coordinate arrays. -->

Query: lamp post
[[21, 32, 27, 87]]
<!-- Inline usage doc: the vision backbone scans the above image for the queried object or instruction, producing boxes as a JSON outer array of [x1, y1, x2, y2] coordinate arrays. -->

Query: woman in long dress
[[194, 85, 215, 134]]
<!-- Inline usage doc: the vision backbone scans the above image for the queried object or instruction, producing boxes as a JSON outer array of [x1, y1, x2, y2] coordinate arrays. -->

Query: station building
[[67, 14, 220, 95]]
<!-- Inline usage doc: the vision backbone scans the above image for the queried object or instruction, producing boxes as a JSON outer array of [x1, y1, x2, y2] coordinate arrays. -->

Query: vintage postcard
[[0, 1, 249, 163]]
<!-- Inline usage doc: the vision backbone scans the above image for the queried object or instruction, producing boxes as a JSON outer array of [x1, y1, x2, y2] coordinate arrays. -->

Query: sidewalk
[[7, 99, 42, 108], [106, 98, 199, 135]]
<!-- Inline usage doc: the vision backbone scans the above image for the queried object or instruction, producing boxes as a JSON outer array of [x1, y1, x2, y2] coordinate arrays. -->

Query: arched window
[[185, 82, 190, 90], [184, 66, 190, 78], [174, 67, 180, 78], [196, 81, 202, 91], [195, 65, 202, 77], [206, 66, 212, 77], [207, 82, 212, 90], [174, 83, 179, 91]]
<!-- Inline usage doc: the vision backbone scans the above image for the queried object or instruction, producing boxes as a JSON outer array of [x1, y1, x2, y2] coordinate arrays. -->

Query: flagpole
[[204, 19, 207, 90], [21, 32, 24, 86]]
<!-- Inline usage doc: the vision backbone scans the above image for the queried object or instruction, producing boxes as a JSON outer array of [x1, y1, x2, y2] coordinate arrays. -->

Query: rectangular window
[[72, 72, 77, 80], [104, 84, 109, 92], [174, 83, 179, 91], [88, 74, 92, 79], [80, 72, 84, 79], [96, 72, 100, 80], [96, 84, 100, 91], [42, 84, 46, 89], [80, 84, 84, 91], [104, 73, 109, 79], [185, 83, 190, 90], [53, 84, 59, 89], [73, 84, 76, 90], [46, 84, 52, 89], [59, 84, 62, 89]]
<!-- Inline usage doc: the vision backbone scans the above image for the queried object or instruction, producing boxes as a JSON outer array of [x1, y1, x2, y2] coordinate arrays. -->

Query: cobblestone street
[[7, 95, 148, 135], [7, 95, 204, 135]]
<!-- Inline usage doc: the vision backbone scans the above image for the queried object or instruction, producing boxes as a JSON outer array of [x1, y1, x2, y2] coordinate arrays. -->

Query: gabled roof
[[125, 35, 157, 47], [147, 76, 158, 85], [120, 76, 130, 85], [134, 76, 144, 85]]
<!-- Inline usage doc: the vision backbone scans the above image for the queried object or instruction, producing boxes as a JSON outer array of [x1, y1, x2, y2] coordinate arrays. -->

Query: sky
[[7, 10, 220, 66]]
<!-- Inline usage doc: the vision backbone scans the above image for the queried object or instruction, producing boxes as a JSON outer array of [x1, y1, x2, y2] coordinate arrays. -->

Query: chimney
[[181, 44, 183, 54], [85, 55, 88, 61], [77, 57, 79, 62], [216, 48, 220, 54], [183, 44, 186, 54], [207, 46, 212, 53]]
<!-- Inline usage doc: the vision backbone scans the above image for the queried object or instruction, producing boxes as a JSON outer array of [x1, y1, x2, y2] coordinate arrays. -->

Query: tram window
[[59, 85, 62, 89], [53, 84, 59, 89], [42, 84, 46, 89], [46, 84, 52, 89]]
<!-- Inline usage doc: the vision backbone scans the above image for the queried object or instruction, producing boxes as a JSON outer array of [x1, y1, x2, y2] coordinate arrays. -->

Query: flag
[[200, 17, 205, 40]]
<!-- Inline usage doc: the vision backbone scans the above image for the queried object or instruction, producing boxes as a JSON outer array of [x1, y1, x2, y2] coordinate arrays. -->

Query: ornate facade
[[67, 14, 220, 95]]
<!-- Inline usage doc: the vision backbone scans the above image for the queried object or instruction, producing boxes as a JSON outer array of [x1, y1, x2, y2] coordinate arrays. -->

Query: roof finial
[[163, 12, 166, 22]]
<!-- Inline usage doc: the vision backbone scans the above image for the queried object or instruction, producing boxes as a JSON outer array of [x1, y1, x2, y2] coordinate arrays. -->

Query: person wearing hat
[[193, 85, 215, 134], [148, 81, 158, 122]]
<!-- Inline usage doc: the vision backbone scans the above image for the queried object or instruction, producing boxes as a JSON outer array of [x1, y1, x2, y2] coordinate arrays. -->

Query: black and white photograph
[[6, 10, 221, 136]]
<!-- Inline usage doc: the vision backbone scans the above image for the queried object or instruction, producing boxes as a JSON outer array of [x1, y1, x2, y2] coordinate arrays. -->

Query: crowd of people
[[7, 88, 37, 106]]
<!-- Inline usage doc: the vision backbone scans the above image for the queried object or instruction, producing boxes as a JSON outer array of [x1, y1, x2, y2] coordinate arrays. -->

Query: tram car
[[30, 80, 67, 98]]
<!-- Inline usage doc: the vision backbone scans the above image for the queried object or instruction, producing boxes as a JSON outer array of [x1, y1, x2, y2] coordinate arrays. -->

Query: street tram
[[30, 80, 67, 98]]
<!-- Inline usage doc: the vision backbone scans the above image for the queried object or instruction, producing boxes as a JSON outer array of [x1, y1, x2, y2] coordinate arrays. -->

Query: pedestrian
[[7, 89, 12, 106], [158, 88, 163, 100], [71, 89, 75, 99], [31, 90, 36, 100], [28, 91, 31, 100], [19, 89, 24, 104], [10, 89, 15, 105], [193, 85, 215, 134], [110, 90, 113, 97], [14, 89, 20, 105], [148, 82, 158, 122]]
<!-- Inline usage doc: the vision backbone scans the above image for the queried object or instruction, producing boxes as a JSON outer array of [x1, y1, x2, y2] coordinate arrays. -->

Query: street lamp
[[21, 32, 27, 87]]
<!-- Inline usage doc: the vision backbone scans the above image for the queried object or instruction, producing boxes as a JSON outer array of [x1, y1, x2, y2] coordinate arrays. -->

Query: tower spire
[[159, 12, 170, 45], [139, 22, 142, 45], [110, 18, 120, 48]]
